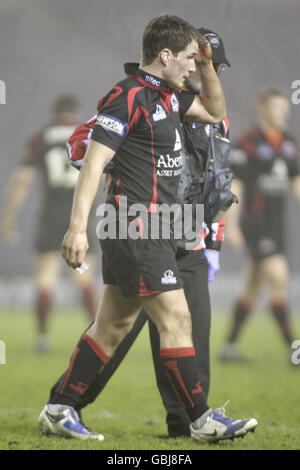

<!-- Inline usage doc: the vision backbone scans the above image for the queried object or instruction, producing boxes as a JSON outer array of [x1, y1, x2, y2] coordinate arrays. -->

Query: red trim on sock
[[192, 381, 203, 395], [165, 369, 187, 410], [160, 347, 195, 359], [82, 334, 109, 364], [164, 360, 194, 408]]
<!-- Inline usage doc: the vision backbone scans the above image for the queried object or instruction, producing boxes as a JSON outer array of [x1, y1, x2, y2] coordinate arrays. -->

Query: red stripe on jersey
[[97, 97, 103, 110], [160, 91, 172, 115], [127, 87, 143, 123], [114, 174, 121, 206], [127, 106, 143, 132], [137, 106, 158, 213], [99, 86, 123, 111]]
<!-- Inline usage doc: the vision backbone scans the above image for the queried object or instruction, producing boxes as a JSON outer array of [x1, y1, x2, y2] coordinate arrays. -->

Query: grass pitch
[[0, 306, 299, 451]]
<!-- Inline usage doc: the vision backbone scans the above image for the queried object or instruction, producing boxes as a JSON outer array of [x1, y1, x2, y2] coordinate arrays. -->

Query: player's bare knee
[[158, 307, 192, 342]]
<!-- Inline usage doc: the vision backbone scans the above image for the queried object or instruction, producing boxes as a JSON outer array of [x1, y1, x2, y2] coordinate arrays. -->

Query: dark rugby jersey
[[23, 124, 78, 213], [67, 113, 227, 250], [230, 127, 300, 253], [91, 63, 195, 210]]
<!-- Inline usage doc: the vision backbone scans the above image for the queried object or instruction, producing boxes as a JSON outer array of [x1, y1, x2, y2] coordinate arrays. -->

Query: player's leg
[[75, 310, 148, 411], [48, 284, 142, 407], [260, 254, 294, 346], [34, 251, 61, 352], [142, 289, 257, 441], [69, 253, 97, 320], [39, 283, 143, 440], [220, 256, 263, 361], [148, 249, 211, 437]]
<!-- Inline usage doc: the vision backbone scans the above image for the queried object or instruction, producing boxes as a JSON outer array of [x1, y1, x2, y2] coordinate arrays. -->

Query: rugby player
[[58, 28, 231, 439], [39, 16, 257, 442], [1, 95, 96, 352], [219, 88, 300, 361]]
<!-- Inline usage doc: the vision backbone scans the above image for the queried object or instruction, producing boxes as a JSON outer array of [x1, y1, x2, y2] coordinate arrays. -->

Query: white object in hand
[[76, 262, 90, 274]]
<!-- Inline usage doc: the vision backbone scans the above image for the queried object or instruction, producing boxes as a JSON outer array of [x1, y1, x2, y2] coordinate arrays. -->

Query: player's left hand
[[204, 249, 220, 283], [196, 34, 212, 66]]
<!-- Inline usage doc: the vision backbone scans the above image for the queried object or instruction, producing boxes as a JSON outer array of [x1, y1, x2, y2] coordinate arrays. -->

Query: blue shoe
[[38, 404, 104, 441], [190, 401, 258, 443]]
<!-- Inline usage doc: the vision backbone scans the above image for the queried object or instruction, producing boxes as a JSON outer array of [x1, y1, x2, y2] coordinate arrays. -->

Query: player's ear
[[160, 49, 171, 67]]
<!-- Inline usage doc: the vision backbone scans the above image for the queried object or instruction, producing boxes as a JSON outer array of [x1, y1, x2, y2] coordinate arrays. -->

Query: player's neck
[[139, 60, 164, 81]]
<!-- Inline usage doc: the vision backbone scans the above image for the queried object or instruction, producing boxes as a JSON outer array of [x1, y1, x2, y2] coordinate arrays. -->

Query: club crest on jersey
[[171, 94, 179, 112], [153, 104, 167, 122], [96, 113, 127, 136], [161, 270, 177, 285]]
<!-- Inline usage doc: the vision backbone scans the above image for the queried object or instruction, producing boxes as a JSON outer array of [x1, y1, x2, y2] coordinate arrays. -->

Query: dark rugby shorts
[[100, 233, 183, 298]]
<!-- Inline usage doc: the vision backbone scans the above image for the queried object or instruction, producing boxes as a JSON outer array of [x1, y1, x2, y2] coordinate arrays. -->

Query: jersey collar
[[124, 63, 171, 92]]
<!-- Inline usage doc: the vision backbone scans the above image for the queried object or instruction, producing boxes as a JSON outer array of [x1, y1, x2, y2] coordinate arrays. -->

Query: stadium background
[[0, 0, 299, 308]]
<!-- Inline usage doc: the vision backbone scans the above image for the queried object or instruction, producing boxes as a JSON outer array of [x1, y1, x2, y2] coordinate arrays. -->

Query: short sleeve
[[176, 90, 196, 120], [91, 85, 129, 152]]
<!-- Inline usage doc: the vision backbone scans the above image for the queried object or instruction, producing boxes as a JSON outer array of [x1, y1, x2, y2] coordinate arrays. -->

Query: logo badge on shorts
[[96, 113, 127, 136], [161, 269, 177, 285]]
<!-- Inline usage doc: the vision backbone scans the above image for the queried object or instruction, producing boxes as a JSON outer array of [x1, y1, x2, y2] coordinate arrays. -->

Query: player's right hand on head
[[61, 228, 89, 269], [196, 33, 212, 65]]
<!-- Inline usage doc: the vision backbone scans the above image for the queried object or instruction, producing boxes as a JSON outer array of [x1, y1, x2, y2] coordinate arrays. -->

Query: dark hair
[[256, 87, 287, 106], [142, 15, 199, 65], [52, 94, 79, 113]]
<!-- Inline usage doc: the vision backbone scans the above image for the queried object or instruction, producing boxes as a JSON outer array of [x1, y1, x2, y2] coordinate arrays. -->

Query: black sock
[[49, 334, 109, 407], [75, 312, 148, 411], [228, 298, 252, 343], [270, 301, 294, 345], [160, 347, 209, 423]]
